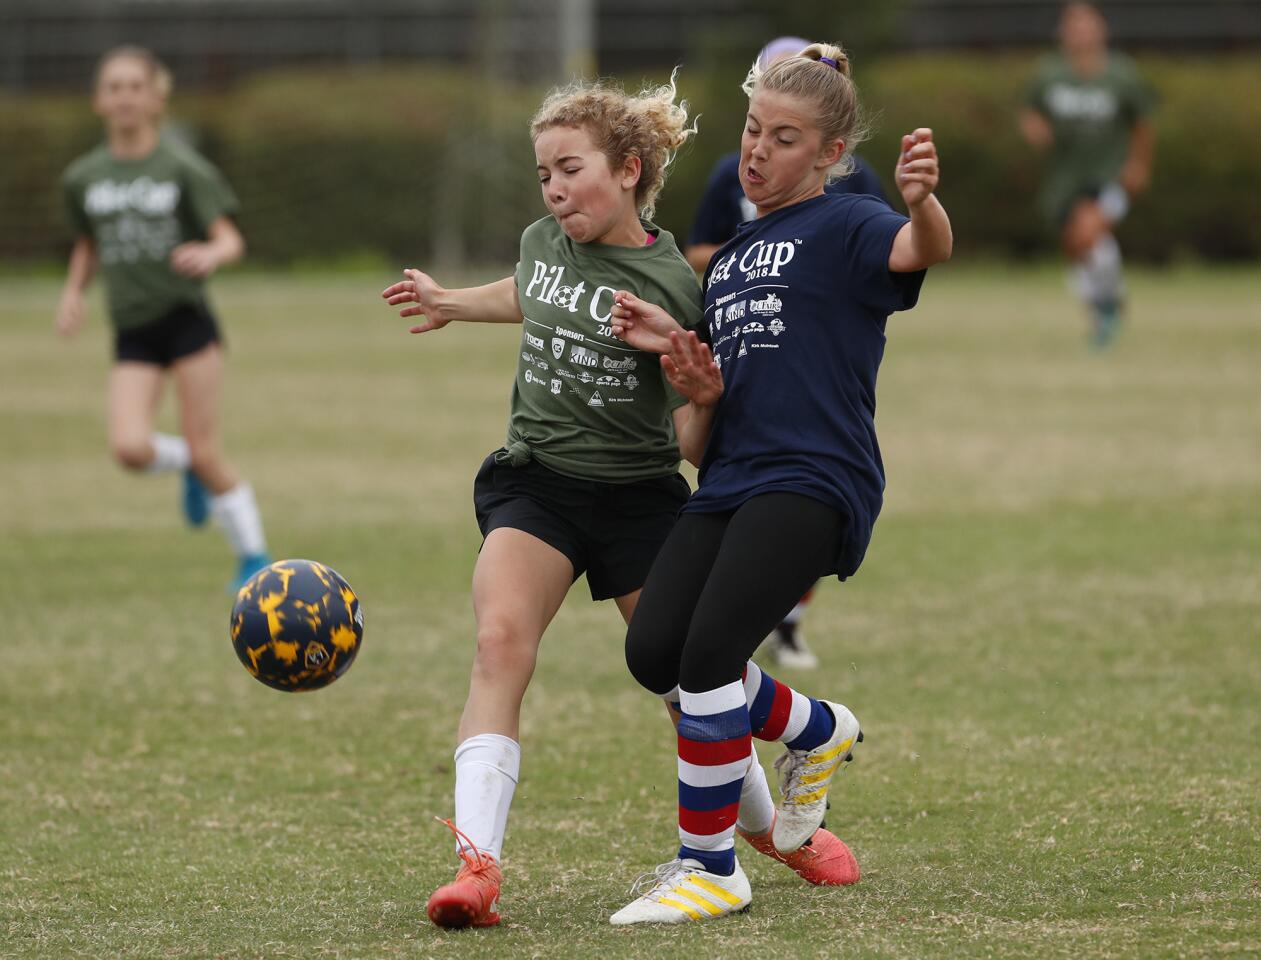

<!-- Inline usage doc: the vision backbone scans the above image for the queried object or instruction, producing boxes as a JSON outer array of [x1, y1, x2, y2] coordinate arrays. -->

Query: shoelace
[[435, 816, 496, 875], [774, 749, 808, 800], [626, 858, 689, 901]]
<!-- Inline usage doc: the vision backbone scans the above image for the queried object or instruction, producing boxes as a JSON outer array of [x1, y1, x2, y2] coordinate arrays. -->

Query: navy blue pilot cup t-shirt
[[690, 192, 926, 579]]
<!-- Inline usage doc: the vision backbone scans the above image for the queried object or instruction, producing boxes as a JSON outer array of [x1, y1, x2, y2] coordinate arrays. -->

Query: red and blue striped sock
[[742, 661, 835, 751], [677, 681, 751, 877]]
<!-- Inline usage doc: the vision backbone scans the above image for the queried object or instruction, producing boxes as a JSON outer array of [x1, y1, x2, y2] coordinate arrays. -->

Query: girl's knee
[[625, 624, 677, 696], [111, 438, 152, 471], [473, 620, 537, 678]]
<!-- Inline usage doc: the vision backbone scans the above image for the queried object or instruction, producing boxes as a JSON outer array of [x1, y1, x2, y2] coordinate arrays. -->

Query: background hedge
[[3, 55, 1257, 265]]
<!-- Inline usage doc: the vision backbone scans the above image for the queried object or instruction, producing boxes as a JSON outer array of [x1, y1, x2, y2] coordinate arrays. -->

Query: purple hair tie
[[819, 56, 840, 70]]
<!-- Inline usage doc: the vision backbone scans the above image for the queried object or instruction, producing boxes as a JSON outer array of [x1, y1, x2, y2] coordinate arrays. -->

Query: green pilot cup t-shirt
[[507, 216, 704, 483], [62, 137, 239, 331]]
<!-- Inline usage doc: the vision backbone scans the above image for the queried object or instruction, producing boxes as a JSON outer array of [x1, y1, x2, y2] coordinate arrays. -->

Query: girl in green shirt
[[57, 46, 269, 588]]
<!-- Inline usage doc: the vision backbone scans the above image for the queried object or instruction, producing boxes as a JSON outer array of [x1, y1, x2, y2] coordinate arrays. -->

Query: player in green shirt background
[[57, 46, 269, 589], [1021, 2, 1155, 348]]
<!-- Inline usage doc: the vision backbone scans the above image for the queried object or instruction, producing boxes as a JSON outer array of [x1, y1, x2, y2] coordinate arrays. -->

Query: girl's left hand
[[662, 330, 723, 407], [895, 128, 940, 208], [170, 242, 220, 279]]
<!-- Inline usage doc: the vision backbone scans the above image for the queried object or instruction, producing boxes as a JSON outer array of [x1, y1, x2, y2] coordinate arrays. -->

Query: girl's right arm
[[382, 270, 523, 334], [56, 236, 97, 338]]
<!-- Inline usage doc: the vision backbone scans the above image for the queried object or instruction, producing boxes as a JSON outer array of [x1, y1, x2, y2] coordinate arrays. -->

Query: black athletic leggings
[[626, 492, 847, 695]]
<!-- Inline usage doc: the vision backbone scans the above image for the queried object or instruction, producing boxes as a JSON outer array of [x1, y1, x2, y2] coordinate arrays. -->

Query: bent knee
[[111, 438, 152, 471], [625, 624, 678, 696]]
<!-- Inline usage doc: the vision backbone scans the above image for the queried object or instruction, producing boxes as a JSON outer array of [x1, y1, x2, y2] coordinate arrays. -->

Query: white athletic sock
[[1087, 233, 1124, 305], [211, 482, 267, 556], [146, 433, 190, 474], [453, 734, 521, 862], [735, 748, 775, 835]]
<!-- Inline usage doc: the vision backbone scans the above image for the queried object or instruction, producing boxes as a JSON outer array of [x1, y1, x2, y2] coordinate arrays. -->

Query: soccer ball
[[230, 559, 364, 692]]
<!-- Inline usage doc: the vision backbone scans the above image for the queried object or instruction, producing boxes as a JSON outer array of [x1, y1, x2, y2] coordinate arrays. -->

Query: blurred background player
[[685, 36, 891, 671], [1020, 2, 1155, 348], [57, 46, 270, 589]]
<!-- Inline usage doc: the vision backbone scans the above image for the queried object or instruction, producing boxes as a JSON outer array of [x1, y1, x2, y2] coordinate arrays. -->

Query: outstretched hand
[[611, 290, 685, 354], [381, 268, 449, 334], [662, 330, 723, 407], [895, 128, 941, 208]]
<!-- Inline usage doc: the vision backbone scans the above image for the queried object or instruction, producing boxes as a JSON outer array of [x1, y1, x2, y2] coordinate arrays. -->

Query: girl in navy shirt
[[608, 42, 952, 924]]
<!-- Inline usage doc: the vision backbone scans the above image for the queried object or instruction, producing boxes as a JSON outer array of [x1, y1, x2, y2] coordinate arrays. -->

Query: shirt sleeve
[[61, 170, 91, 238], [1025, 60, 1052, 116], [687, 156, 741, 247], [841, 196, 925, 314], [179, 151, 239, 232], [1119, 58, 1157, 126]]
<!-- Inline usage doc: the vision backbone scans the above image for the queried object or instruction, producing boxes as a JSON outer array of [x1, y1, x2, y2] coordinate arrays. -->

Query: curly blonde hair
[[742, 42, 870, 182], [530, 70, 697, 218]]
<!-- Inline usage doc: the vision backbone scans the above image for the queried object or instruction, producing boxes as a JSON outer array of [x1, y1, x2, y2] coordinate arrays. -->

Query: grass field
[[2, 266, 1259, 959]]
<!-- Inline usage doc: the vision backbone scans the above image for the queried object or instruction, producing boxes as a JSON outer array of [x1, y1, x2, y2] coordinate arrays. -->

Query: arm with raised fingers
[[381, 270, 521, 334]]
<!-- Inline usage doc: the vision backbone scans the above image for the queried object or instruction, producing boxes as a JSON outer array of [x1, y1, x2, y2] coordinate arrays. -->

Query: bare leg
[[458, 527, 575, 742], [172, 343, 238, 494], [106, 363, 165, 470]]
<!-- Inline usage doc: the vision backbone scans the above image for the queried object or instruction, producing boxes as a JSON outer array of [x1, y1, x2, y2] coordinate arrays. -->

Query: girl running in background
[[382, 72, 859, 931], [1021, 2, 1155, 348], [608, 41, 952, 924], [57, 46, 269, 589]]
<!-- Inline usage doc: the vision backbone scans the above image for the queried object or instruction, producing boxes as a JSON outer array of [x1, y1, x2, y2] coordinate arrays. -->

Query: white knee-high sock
[[735, 749, 775, 835], [1087, 232, 1124, 305], [453, 734, 520, 862], [146, 433, 190, 474], [211, 482, 267, 556]]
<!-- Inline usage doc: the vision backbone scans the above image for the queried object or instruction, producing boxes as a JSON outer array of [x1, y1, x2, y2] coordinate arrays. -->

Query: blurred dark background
[[3, 0, 1260, 266]]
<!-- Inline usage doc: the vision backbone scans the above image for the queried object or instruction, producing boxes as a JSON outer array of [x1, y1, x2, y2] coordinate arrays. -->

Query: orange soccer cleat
[[738, 816, 861, 887], [426, 819, 504, 929]]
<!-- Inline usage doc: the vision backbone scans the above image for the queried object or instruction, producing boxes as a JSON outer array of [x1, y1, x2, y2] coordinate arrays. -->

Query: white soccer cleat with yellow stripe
[[609, 857, 751, 925], [772, 701, 862, 854]]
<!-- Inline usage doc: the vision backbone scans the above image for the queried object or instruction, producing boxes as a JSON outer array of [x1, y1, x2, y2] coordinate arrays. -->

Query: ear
[[621, 154, 643, 192], [817, 138, 845, 171]]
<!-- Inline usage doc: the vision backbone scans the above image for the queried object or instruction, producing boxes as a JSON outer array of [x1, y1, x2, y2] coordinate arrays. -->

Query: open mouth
[[745, 166, 765, 185]]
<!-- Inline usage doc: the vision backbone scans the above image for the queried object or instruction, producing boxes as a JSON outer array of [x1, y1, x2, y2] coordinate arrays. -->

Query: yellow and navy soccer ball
[[230, 559, 364, 692]]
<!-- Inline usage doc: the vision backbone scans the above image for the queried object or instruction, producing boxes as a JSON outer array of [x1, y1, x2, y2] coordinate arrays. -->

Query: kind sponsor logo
[[725, 301, 747, 324], [570, 345, 599, 368]]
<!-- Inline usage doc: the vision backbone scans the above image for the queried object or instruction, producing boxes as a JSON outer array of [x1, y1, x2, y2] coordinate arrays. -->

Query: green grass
[[2, 266, 1259, 959]]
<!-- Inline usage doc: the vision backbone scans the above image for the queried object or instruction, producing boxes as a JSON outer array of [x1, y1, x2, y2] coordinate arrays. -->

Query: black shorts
[[114, 302, 222, 367], [473, 450, 691, 601]]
